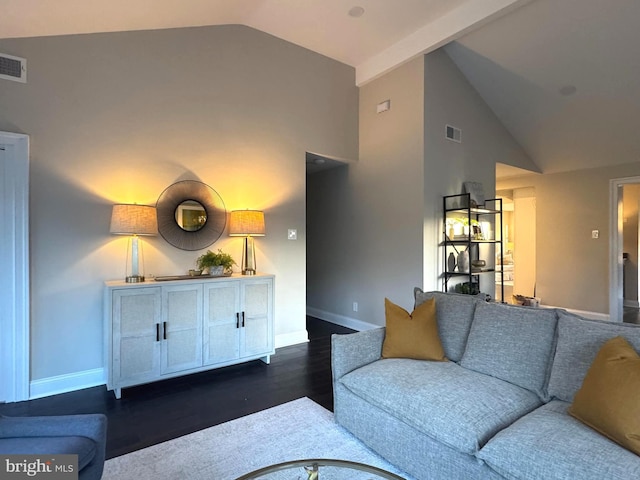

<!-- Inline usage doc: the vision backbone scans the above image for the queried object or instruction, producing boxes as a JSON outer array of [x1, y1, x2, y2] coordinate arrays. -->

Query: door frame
[[609, 176, 640, 323], [0, 131, 30, 402]]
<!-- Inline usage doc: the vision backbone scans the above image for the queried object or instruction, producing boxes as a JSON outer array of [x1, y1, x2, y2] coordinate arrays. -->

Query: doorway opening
[[496, 188, 537, 305], [611, 177, 640, 324], [305, 151, 351, 326]]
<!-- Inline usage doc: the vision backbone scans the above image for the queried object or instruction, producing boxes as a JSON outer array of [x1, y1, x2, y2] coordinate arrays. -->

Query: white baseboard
[[30, 368, 105, 400], [306, 307, 380, 332], [543, 304, 610, 322], [275, 329, 309, 348]]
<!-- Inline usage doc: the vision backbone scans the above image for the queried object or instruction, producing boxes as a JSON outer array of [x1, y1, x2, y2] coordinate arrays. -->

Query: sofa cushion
[[0, 436, 96, 470], [414, 289, 481, 362], [382, 297, 445, 361], [568, 336, 640, 455], [339, 358, 541, 455], [459, 302, 558, 400], [548, 312, 640, 402], [478, 400, 640, 480]]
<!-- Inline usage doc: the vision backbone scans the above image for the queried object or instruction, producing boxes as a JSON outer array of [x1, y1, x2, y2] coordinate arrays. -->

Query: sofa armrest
[[0, 414, 107, 445], [331, 328, 385, 380]]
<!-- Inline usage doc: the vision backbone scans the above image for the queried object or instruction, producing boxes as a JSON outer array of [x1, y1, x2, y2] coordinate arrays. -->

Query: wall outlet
[[352, 302, 358, 312], [592, 229, 599, 239], [288, 229, 297, 240]]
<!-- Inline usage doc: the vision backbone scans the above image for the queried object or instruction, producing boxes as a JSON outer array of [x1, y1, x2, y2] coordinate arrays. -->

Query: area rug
[[102, 397, 414, 479]]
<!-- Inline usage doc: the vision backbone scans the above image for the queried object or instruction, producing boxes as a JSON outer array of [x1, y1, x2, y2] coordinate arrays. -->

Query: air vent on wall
[[0, 53, 27, 83], [446, 124, 462, 143]]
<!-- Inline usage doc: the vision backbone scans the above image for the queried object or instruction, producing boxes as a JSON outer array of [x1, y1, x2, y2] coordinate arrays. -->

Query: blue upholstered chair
[[0, 413, 107, 480]]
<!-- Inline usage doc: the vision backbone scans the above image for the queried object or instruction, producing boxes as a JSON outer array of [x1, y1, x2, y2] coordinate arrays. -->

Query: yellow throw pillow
[[568, 336, 640, 456], [381, 297, 446, 361]]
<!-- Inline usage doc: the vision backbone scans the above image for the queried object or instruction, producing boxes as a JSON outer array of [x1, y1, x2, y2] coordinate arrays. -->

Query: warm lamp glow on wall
[[110, 204, 158, 282], [229, 210, 265, 275]]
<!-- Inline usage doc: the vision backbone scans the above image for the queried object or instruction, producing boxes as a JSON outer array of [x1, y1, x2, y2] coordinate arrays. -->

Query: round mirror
[[156, 180, 226, 251], [175, 200, 207, 232]]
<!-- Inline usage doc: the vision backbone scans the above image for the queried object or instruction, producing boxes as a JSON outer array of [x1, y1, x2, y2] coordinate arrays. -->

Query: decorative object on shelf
[[195, 249, 236, 276], [471, 259, 486, 272], [463, 181, 485, 207], [457, 250, 470, 273], [229, 210, 266, 275], [188, 269, 202, 276], [156, 180, 226, 251], [110, 203, 157, 283], [454, 281, 479, 295], [447, 252, 457, 272]]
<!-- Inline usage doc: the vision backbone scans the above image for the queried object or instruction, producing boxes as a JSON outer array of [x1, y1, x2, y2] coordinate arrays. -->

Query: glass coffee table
[[235, 458, 407, 479]]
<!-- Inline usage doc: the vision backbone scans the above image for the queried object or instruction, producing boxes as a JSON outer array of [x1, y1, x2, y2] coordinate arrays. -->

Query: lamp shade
[[229, 210, 265, 236], [110, 204, 158, 236]]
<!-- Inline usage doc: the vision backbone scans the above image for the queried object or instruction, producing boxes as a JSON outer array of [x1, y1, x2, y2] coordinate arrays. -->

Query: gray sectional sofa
[[332, 290, 640, 480]]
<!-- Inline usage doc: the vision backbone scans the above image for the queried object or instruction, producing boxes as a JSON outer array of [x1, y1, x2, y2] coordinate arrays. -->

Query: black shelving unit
[[442, 193, 504, 301]]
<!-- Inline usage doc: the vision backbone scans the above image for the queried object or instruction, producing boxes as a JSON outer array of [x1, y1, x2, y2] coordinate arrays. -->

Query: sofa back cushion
[[414, 289, 481, 362], [460, 302, 558, 400], [548, 311, 640, 402]]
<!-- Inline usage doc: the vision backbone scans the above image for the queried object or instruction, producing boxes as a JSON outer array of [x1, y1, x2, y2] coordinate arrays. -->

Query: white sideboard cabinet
[[105, 274, 274, 398]]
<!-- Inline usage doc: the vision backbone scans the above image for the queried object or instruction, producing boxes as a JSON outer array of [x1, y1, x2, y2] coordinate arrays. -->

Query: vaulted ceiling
[[3, 0, 639, 178]]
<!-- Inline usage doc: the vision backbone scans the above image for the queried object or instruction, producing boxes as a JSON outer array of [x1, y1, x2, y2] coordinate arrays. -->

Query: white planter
[[208, 266, 224, 276]]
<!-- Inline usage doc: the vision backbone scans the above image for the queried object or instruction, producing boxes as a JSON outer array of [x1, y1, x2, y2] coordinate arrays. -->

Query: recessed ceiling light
[[348, 6, 365, 18], [559, 85, 577, 96]]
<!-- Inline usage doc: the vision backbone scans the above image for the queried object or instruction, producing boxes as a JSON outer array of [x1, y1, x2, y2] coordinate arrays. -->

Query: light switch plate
[[288, 229, 297, 240]]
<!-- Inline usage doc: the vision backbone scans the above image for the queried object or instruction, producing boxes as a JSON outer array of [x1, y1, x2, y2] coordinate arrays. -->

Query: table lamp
[[229, 210, 265, 275], [110, 204, 158, 282]]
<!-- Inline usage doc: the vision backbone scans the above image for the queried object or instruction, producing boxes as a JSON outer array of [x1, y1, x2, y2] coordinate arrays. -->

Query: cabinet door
[[161, 284, 203, 374], [112, 287, 161, 385], [203, 281, 241, 365], [240, 278, 273, 358]]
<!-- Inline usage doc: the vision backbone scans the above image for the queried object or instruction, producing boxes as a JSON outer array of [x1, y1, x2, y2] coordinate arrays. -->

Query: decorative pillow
[[459, 301, 558, 400], [414, 289, 480, 362], [568, 336, 640, 456], [382, 297, 446, 361], [548, 311, 640, 402]]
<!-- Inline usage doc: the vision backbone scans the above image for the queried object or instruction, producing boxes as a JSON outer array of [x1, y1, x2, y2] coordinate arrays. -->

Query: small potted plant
[[196, 249, 236, 276]]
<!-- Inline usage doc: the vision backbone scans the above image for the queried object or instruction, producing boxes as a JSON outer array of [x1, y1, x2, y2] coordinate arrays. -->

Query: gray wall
[[499, 162, 640, 314], [307, 48, 530, 325], [307, 56, 425, 324], [0, 25, 358, 390], [423, 49, 532, 294]]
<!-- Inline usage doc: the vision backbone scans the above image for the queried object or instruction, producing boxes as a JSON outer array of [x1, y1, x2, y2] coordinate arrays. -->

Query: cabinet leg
[[114, 388, 122, 399], [260, 355, 271, 365]]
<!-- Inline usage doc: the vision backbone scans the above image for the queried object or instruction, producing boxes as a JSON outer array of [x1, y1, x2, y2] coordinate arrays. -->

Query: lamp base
[[126, 275, 145, 283], [241, 236, 258, 276]]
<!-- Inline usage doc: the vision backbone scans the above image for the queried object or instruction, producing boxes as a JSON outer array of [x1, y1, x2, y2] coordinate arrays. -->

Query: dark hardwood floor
[[0, 317, 355, 459]]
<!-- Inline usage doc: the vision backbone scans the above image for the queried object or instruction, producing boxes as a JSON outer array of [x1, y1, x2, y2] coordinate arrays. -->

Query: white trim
[[306, 307, 380, 332], [542, 304, 610, 322], [29, 368, 105, 400], [275, 330, 309, 348], [609, 177, 640, 322], [0, 131, 30, 403]]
